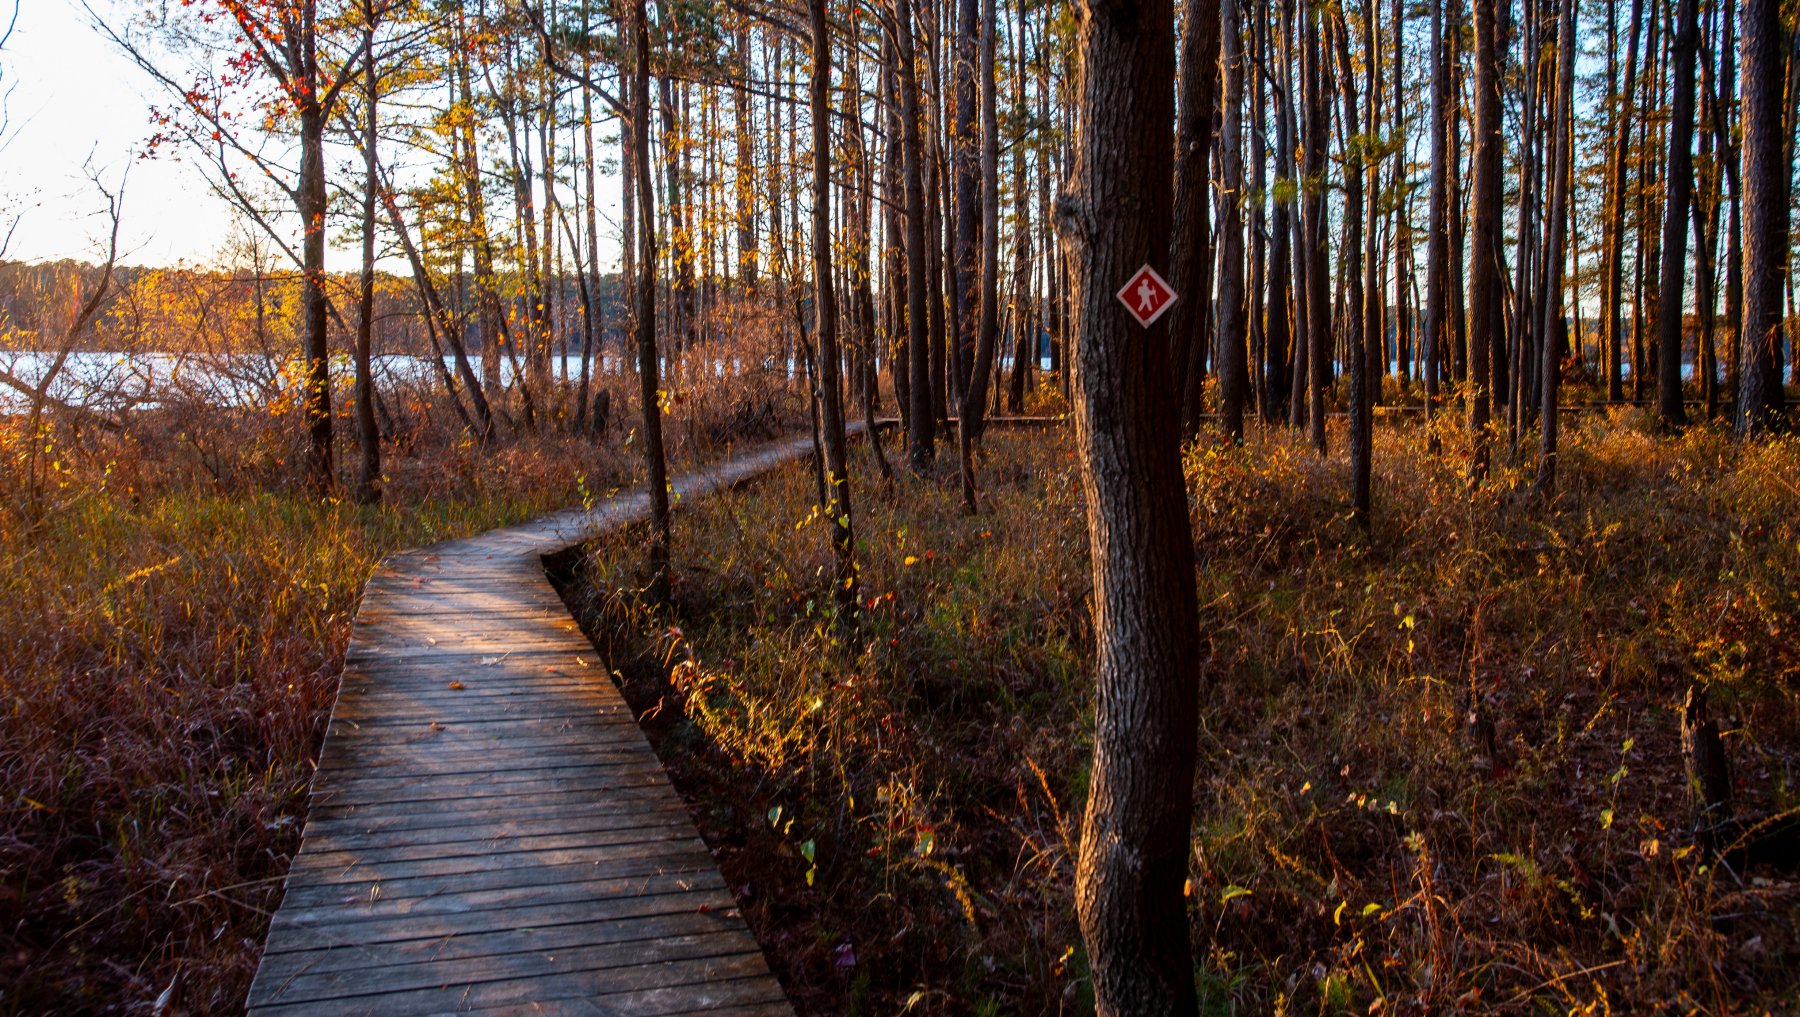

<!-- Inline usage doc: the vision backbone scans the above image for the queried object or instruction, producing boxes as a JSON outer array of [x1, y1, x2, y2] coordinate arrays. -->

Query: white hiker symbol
[[1137, 278, 1160, 313]]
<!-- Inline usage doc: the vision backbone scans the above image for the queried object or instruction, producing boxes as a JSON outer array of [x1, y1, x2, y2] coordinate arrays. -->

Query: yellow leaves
[[903, 555, 919, 567], [1332, 899, 1381, 925]]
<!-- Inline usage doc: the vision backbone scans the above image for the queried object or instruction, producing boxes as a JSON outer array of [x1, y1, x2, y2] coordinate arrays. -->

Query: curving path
[[244, 431, 846, 1016]]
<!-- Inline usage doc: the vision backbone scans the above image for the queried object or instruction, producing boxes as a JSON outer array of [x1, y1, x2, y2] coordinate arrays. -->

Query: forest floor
[[566, 404, 1800, 1017]]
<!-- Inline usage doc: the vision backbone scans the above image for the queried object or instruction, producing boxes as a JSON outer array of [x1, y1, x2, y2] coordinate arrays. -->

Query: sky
[[1, 0, 243, 267]]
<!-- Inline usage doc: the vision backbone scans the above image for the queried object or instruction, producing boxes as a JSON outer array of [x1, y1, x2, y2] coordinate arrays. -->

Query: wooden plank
[[279, 839, 715, 888], [255, 929, 762, 1007], [285, 823, 706, 873], [252, 910, 749, 985], [267, 869, 728, 931], [275, 852, 714, 909], [260, 886, 741, 955], [296, 808, 695, 854], [312, 743, 653, 775], [307, 774, 677, 810], [252, 955, 780, 1017]]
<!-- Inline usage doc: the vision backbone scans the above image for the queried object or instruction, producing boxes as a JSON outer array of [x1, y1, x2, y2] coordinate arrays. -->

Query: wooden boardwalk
[[245, 434, 839, 1016]]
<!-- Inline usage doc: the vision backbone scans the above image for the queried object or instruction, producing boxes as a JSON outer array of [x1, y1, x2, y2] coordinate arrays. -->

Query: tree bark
[[1303, 3, 1331, 454], [1061, 1, 1203, 1013], [1423, 0, 1450, 425], [958, 0, 1001, 512], [354, 6, 380, 506], [1331, 6, 1369, 525], [1217, 0, 1250, 443], [1735, 0, 1789, 433], [1605, 0, 1646, 404], [1167, 0, 1221, 435], [631, 0, 671, 603], [297, 0, 333, 494], [1537, 0, 1575, 495], [1468, 0, 1502, 482], [1657, 0, 1702, 427], [809, 0, 858, 619], [897, 0, 936, 470]]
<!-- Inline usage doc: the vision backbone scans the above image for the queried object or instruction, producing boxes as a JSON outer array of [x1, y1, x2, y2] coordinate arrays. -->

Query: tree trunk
[[1217, 0, 1251, 443], [1331, 6, 1369, 525], [1605, 0, 1646, 404], [298, 0, 333, 495], [952, 0, 980, 400], [631, 0, 671, 604], [958, 0, 1001, 512], [809, 0, 858, 620], [1736, 0, 1789, 433], [1469, 0, 1502, 482], [1424, 0, 1450, 426], [897, 0, 936, 470], [1167, 0, 1221, 433], [1061, 1, 1203, 1011], [1656, 0, 1701, 427], [1304, 1, 1331, 455], [354, 8, 380, 506], [1536, 0, 1575, 495]]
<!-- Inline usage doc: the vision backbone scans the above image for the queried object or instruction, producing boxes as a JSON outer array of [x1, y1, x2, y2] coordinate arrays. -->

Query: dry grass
[[0, 339, 811, 1015], [571, 406, 1800, 1016]]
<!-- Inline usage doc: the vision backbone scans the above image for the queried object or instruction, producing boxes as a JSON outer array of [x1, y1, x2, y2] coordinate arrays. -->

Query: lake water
[[0, 351, 642, 413]]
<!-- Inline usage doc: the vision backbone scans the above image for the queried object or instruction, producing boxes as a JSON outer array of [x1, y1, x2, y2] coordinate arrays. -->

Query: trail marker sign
[[1116, 265, 1177, 328]]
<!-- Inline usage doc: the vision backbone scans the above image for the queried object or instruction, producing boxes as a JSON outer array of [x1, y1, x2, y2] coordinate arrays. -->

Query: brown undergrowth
[[568, 409, 1800, 1016], [0, 360, 808, 1015]]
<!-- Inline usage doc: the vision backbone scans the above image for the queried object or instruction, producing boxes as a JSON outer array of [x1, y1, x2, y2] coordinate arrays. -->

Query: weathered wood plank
[[277, 839, 715, 888], [253, 956, 781, 1017], [252, 910, 750, 985], [255, 929, 762, 1007], [261, 886, 742, 955]]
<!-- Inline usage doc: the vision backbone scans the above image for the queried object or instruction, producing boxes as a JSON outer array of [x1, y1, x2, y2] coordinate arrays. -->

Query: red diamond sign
[[1116, 264, 1178, 328]]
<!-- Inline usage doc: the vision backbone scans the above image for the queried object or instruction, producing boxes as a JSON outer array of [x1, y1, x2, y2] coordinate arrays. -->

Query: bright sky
[[3, 0, 241, 267]]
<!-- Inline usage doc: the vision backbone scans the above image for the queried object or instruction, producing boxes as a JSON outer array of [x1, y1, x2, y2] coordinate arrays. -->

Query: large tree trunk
[[1060, 1, 1203, 1013], [1735, 0, 1789, 433]]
